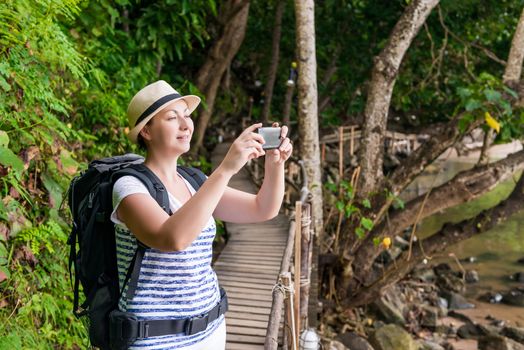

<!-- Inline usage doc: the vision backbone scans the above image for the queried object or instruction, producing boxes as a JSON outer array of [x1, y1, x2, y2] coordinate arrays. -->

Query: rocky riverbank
[[320, 230, 524, 350]]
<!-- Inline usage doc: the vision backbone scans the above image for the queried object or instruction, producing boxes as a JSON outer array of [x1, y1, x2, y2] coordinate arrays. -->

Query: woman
[[110, 80, 292, 349]]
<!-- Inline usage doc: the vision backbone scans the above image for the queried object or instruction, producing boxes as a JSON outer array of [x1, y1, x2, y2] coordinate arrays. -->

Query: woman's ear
[[139, 124, 152, 142]]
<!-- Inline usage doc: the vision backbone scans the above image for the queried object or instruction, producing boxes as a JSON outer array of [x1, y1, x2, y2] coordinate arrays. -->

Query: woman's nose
[[179, 116, 192, 130]]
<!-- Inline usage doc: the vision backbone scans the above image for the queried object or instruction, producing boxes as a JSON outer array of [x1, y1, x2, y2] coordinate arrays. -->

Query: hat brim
[[127, 95, 201, 144]]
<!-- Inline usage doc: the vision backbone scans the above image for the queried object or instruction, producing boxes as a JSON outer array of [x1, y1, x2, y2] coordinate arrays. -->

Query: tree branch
[[343, 113, 482, 257], [388, 114, 483, 196], [193, 0, 250, 153], [346, 172, 524, 307], [351, 148, 524, 286], [438, 6, 506, 67]]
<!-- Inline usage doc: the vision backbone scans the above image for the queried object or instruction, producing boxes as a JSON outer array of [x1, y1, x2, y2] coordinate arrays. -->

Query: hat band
[[135, 93, 182, 126]]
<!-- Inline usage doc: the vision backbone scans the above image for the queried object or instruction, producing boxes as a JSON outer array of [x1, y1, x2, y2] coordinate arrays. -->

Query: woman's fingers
[[242, 138, 264, 148], [242, 139, 265, 156], [240, 123, 263, 138], [248, 132, 265, 145], [279, 137, 290, 151], [245, 146, 264, 160], [280, 125, 288, 139]]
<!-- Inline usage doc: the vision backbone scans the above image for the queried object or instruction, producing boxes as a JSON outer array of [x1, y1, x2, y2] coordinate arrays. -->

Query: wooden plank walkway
[[211, 143, 288, 349]]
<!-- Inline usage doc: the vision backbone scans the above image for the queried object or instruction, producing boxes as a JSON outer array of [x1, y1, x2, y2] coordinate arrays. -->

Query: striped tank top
[[111, 175, 223, 349]]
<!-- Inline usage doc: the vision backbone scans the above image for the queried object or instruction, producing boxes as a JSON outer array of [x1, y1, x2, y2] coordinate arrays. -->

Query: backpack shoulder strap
[[111, 164, 172, 215], [177, 166, 207, 192], [110, 164, 173, 304]]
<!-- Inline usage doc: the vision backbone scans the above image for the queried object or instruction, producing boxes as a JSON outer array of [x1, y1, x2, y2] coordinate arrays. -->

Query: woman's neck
[[144, 151, 180, 183]]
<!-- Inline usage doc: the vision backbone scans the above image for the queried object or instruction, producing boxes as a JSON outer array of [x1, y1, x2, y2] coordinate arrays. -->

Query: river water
[[399, 143, 524, 325]]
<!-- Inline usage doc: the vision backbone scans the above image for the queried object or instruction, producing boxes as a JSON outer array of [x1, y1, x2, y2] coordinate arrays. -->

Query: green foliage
[[455, 72, 522, 142], [0, 218, 88, 349], [16, 220, 65, 257], [0, 0, 219, 346], [0, 1, 89, 345], [385, 189, 405, 210], [65, 0, 216, 159], [325, 180, 375, 239]]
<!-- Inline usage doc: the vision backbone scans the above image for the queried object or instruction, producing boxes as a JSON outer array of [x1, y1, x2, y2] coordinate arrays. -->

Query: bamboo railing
[[264, 159, 314, 350]]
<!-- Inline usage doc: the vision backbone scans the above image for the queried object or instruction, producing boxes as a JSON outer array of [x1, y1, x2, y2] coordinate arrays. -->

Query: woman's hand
[[266, 122, 292, 166], [219, 123, 266, 175]]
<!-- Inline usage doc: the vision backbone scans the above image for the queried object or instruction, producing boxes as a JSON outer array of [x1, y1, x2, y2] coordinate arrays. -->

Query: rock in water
[[446, 292, 475, 310], [503, 289, 524, 307], [478, 324, 502, 337], [509, 272, 524, 283], [369, 324, 418, 350], [420, 340, 445, 350], [412, 266, 436, 283], [465, 270, 479, 283], [502, 326, 524, 344], [420, 305, 439, 329], [437, 297, 448, 314], [327, 340, 349, 350], [435, 264, 465, 294], [457, 322, 482, 339], [478, 334, 524, 350], [336, 332, 374, 350], [371, 286, 406, 325]]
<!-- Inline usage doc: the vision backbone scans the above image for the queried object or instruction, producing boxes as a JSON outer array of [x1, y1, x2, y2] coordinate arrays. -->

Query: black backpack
[[67, 153, 206, 349]]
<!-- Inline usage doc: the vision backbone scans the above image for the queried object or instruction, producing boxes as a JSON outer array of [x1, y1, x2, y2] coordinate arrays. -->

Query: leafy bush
[[0, 0, 216, 347]]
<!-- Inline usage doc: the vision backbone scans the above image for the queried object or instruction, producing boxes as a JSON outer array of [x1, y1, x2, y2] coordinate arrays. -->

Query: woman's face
[[140, 99, 193, 154]]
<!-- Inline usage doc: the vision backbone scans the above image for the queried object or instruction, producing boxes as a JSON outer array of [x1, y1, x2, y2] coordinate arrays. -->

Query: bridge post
[[294, 201, 302, 343], [300, 203, 312, 328]]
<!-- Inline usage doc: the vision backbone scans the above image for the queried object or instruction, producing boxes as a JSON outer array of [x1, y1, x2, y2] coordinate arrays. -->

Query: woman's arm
[[117, 165, 233, 251], [213, 124, 292, 223], [117, 123, 265, 252], [213, 159, 284, 223]]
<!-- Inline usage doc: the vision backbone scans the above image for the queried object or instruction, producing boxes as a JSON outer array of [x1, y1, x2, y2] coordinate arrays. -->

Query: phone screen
[[258, 127, 282, 150]]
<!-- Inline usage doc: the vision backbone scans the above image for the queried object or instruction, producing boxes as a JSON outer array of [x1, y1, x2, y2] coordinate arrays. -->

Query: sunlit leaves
[[0, 147, 23, 173], [361, 217, 374, 231], [0, 131, 8, 147]]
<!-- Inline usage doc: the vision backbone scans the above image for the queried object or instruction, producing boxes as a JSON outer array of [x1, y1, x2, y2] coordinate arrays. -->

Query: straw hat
[[127, 80, 201, 143]]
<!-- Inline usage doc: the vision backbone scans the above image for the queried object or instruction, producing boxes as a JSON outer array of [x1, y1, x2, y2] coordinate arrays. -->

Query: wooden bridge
[[319, 125, 429, 160], [211, 143, 315, 350]]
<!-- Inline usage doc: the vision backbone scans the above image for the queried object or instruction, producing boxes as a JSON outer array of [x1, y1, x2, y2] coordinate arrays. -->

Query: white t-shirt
[[110, 174, 223, 349]]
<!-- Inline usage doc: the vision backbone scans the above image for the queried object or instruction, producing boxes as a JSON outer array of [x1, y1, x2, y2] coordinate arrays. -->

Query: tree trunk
[[503, 6, 524, 88], [357, 0, 440, 198], [342, 0, 452, 263], [261, 0, 285, 124], [346, 172, 524, 307], [294, 0, 323, 236], [318, 48, 341, 114], [193, 0, 250, 153]]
